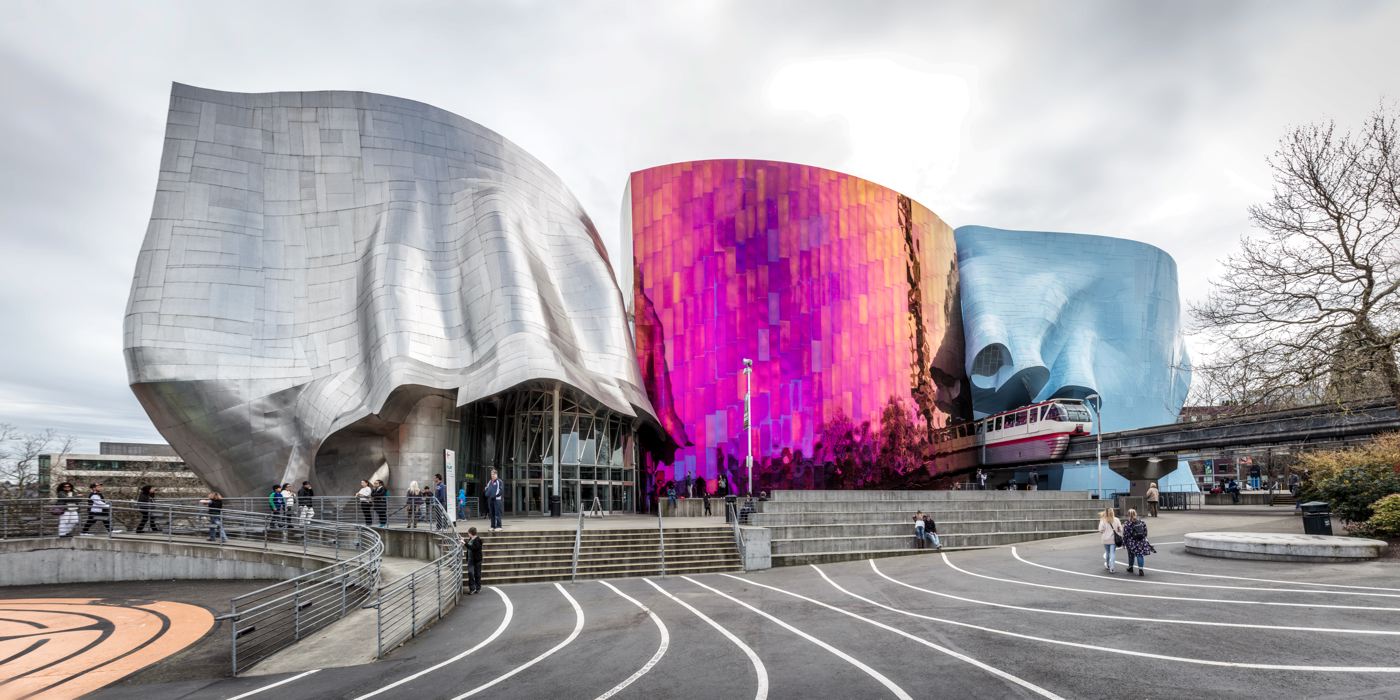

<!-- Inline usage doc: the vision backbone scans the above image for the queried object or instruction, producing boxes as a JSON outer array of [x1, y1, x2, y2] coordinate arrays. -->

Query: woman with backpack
[[1097, 506, 1124, 574], [1122, 508, 1156, 576]]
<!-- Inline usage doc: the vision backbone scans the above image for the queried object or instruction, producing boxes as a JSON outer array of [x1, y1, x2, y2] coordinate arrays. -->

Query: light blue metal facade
[[956, 226, 1194, 493]]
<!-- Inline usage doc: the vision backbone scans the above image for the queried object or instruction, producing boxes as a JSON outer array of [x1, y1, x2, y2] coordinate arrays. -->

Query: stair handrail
[[657, 507, 666, 576], [571, 507, 583, 582], [728, 501, 747, 571]]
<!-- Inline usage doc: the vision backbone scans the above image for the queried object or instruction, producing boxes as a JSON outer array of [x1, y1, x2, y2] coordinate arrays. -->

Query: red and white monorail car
[[932, 399, 1094, 470]]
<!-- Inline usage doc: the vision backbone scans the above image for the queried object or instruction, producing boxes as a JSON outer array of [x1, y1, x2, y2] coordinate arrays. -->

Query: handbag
[[1114, 533, 1124, 547]]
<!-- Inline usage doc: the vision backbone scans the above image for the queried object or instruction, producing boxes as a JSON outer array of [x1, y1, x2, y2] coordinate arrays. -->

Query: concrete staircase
[[751, 490, 1102, 566], [474, 526, 741, 585], [1270, 493, 1297, 508]]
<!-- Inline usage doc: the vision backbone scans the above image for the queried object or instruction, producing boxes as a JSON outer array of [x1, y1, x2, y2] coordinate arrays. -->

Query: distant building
[[39, 443, 209, 500]]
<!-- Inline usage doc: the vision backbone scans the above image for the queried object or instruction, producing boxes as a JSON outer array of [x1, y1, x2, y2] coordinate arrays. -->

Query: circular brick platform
[[1185, 532, 1389, 563]]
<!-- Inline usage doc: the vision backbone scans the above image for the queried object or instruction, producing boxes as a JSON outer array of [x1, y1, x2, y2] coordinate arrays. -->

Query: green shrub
[[1356, 494, 1400, 539], [1304, 466, 1400, 524]]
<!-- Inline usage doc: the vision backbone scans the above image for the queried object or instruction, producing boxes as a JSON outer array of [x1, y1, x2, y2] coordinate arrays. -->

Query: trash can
[[549, 493, 562, 518], [724, 495, 738, 523], [1300, 501, 1332, 535]]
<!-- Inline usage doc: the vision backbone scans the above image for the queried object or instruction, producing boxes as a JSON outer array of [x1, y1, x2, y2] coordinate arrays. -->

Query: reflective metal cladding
[[955, 225, 1192, 432], [629, 160, 970, 494], [124, 84, 654, 498]]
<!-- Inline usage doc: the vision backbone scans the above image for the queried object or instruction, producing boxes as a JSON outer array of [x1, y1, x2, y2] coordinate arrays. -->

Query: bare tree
[[0, 424, 75, 497], [1192, 105, 1400, 411]]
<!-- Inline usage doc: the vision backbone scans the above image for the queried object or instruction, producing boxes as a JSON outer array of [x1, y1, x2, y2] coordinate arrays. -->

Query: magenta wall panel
[[630, 160, 968, 496]]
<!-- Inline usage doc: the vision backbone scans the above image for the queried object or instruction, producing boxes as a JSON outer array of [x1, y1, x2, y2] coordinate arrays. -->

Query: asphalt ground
[[88, 513, 1400, 700]]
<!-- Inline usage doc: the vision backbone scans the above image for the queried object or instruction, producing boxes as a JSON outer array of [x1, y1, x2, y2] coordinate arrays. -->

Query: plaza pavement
[[90, 510, 1400, 700]]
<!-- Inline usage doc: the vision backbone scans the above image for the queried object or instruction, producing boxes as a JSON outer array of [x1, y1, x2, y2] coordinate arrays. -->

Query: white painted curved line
[[642, 578, 768, 700], [449, 583, 585, 700], [946, 551, 1400, 613], [355, 587, 514, 700], [1108, 556, 1400, 592], [226, 669, 320, 699], [871, 559, 1400, 636], [818, 563, 1400, 672], [595, 581, 669, 700], [681, 575, 912, 700], [725, 572, 1064, 700], [1016, 548, 1400, 598]]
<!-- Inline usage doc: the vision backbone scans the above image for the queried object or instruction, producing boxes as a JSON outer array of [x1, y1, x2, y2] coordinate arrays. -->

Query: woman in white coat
[[1097, 506, 1124, 573]]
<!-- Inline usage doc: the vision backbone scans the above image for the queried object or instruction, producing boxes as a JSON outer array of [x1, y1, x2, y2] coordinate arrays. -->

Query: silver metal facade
[[124, 84, 655, 498]]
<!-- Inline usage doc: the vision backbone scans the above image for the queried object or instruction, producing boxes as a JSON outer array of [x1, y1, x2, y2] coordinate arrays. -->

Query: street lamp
[[1085, 393, 1103, 500], [743, 358, 754, 498]]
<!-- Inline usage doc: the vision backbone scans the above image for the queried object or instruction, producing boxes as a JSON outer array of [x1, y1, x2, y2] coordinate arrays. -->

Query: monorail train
[[931, 398, 1095, 470]]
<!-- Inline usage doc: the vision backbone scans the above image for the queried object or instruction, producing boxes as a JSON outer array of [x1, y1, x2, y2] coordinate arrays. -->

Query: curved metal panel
[[630, 160, 969, 494], [955, 225, 1192, 432], [124, 84, 653, 497]]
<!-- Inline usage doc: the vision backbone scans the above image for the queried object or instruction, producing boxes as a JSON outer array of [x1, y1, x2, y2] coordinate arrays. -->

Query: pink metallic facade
[[629, 160, 969, 495]]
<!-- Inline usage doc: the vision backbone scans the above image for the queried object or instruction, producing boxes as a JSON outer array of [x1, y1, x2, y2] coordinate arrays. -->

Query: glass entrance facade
[[455, 385, 638, 516]]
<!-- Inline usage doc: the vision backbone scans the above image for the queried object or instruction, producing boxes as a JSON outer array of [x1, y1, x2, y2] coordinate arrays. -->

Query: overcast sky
[[3, 0, 1399, 451]]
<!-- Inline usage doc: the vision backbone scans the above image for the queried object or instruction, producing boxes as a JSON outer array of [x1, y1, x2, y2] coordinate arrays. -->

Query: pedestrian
[[280, 485, 297, 533], [717, 473, 728, 497], [372, 479, 389, 526], [356, 479, 373, 525], [484, 469, 504, 531], [268, 484, 285, 529], [1097, 506, 1123, 573], [1029, 467, 1039, 491], [136, 484, 162, 533], [80, 483, 111, 535], [464, 526, 483, 594], [685, 470, 694, 498], [1122, 508, 1156, 576], [923, 512, 941, 549], [433, 474, 448, 515], [297, 480, 315, 516], [55, 482, 80, 537], [1146, 481, 1160, 518], [913, 510, 937, 549], [201, 491, 227, 543], [457, 486, 467, 520], [976, 468, 988, 490], [701, 481, 712, 516], [406, 480, 423, 528]]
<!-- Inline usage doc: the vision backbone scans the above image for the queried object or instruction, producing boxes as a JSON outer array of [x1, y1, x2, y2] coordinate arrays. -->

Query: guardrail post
[[375, 587, 384, 658], [410, 578, 417, 638], [436, 562, 443, 621], [293, 581, 302, 640], [341, 565, 349, 617], [230, 615, 239, 675]]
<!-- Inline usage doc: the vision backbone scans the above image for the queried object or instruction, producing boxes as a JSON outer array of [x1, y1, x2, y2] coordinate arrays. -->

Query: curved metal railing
[[0, 497, 383, 674], [372, 499, 462, 656]]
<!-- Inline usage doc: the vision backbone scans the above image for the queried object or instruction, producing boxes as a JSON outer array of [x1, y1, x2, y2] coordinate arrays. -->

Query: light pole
[[743, 358, 754, 498], [1086, 393, 1103, 500]]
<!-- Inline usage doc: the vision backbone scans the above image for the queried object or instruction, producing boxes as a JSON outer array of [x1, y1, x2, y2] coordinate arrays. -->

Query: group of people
[[268, 481, 316, 530], [51, 481, 108, 537], [1097, 506, 1155, 575]]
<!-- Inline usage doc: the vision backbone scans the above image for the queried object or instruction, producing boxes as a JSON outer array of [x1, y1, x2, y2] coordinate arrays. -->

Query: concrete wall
[[739, 526, 771, 570], [0, 538, 329, 586], [377, 526, 456, 561]]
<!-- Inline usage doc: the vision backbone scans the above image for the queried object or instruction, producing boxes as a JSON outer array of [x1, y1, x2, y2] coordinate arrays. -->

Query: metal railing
[[0, 498, 383, 675], [162, 495, 454, 531], [373, 499, 462, 657], [571, 508, 584, 581], [657, 508, 666, 576], [726, 501, 748, 570]]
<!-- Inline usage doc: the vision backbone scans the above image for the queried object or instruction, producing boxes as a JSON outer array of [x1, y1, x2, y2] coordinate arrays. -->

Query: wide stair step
[[469, 525, 741, 585]]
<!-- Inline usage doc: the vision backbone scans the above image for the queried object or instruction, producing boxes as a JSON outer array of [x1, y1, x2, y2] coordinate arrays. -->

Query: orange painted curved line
[[0, 598, 213, 700]]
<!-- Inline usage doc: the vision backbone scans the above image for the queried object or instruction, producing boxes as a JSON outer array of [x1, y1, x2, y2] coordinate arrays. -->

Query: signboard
[[444, 449, 457, 524], [1203, 459, 1214, 485]]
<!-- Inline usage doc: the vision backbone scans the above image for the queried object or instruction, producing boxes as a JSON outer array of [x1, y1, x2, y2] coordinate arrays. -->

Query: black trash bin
[[724, 495, 738, 523], [1300, 501, 1332, 535], [549, 494, 562, 518]]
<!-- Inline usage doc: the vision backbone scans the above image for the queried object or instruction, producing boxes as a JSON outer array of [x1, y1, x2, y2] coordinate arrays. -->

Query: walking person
[[464, 526, 483, 594], [297, 480, 316, 518], [201, 491, 227, 543], [1146, 481, 1160, 518], [280, 485, 296, 535], [406, 480, 423, 528], [135, 484, 163, 533], [433, 474, 448, 517], [356, 480, 373, 525], [371, 479, 389, 526], [484, 469, 504, 532], [701, 481, 712, 516], [976, 468, 988, 490], [666, 481, 678, 513], [80, 483, 111, 535], [1097, 507, 1123, 573], [55, 482, 80, 537], [1122, 508, 1156, 576], [268, 484, 285, 530]]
